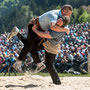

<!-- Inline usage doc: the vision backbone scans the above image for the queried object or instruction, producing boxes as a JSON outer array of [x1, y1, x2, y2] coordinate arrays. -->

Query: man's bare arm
[[50, 23, 69, 34], [32, 24, 52, 39], [33, 30, 52, 39]]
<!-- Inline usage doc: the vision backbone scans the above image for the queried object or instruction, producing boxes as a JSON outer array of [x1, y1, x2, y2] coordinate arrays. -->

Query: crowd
[[0, 29, 33, 73], [0, 22, 89, 74], [55, 22, 89, 74]]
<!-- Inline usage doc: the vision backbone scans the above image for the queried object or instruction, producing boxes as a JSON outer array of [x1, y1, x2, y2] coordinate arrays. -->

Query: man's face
[[56, 18, 63, 26], [62, 9, 72, 17]]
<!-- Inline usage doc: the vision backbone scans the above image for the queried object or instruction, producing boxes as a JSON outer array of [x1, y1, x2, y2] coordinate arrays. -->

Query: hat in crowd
[[77, 52, 80, 55]]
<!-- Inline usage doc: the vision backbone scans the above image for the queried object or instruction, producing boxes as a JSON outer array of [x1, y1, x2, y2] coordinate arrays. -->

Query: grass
[[37, 72, 90, 77], [0, 72, 90, 77]]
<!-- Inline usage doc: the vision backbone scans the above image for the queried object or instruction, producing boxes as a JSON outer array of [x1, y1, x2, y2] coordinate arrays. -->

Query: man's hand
[[32, 24, 38, 31], [28, 18, 35, 25], [65, 28, 70, 35]]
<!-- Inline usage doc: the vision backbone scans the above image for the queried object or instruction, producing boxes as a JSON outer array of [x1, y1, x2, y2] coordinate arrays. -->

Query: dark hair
[[61, 4, 73, 11], [62, 16, 70, 26]]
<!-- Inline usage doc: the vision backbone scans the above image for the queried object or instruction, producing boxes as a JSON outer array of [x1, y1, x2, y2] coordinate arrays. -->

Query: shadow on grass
[[5, 84, 39, 89]]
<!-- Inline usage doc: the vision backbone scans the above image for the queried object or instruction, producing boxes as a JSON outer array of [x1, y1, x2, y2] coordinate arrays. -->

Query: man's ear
[[62, 9, 65, 15]]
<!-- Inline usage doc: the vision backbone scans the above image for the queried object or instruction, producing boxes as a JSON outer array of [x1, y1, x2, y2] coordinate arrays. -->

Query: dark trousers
[[17, 24, 41, 63], [17, 24, 61, 84]]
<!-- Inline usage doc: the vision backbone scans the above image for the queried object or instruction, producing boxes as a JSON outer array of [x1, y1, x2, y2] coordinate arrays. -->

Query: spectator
[[0, 22, 89, 74]]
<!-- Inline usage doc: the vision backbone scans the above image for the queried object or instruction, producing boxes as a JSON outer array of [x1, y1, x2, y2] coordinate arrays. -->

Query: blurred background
[[0, 0, 90, 33], [0, 0, 90, 75]]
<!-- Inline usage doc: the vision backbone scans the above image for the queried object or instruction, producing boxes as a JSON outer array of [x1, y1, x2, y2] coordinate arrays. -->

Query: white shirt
[[39, 10, 62, 31]]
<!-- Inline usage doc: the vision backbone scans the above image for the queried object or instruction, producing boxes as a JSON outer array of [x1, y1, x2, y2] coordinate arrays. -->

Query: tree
[[78, 10, 89, 22], [0, 0, 90, 34], [70, 8, 79, 23]]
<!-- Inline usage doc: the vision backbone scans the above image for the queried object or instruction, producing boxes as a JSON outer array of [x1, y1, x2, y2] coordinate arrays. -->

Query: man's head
[[56, 16, 70, 27], [61, 4, 73, 17]]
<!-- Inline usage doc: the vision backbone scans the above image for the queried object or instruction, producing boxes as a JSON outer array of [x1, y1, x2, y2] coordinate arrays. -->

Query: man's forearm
[[51, 25, 68, 32], [33, 29, 52, 39]]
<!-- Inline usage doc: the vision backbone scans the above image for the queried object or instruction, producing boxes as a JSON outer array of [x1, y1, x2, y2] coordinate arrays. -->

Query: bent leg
[[30, 42, 44, 64], [17, 24, 37, 61], [31, 52, 41, 64], [18, 47, 30, 61], [30, 50, 45, 74], [17, 33, 27, 44]]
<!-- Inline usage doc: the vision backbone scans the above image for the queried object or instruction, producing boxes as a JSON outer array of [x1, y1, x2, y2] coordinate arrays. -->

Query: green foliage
[[55, 5, 61, 9], [0, 72, 90, 77], [70, 8, 79, 23], [65, 0, 89, 8], [0, 0, 89, 33], [79, 10, 90, 22], [86, 14, 90, 22], [37, 72, 90, 77]]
